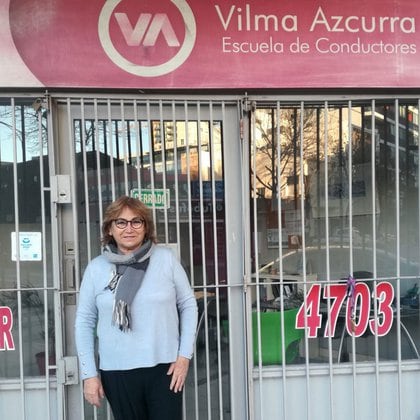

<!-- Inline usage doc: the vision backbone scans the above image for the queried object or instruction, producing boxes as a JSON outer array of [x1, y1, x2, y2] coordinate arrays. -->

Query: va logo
[[98, 0, 196, 77]]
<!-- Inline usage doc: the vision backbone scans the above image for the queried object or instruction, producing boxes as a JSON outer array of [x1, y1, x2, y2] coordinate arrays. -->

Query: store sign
[[131, 188, 170, 209], [0, 307, 15, 351], [3, 0, 420, 88]]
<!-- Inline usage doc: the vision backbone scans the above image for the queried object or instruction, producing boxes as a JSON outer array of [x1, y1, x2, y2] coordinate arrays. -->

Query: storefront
[[1, 1, 420, 420]]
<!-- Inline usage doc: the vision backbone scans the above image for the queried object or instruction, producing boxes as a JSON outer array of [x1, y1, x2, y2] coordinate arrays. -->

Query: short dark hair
[[101, 195, 156, 246]]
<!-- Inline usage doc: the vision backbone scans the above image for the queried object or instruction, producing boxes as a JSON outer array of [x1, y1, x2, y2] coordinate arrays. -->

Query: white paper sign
[[11, 232, 42, 261]]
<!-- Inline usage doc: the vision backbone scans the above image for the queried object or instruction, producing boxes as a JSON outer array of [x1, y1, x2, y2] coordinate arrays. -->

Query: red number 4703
[[295, 282, 394, 338]]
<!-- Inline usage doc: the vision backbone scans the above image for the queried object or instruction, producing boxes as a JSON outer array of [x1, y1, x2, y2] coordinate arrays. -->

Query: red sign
[[3, 0, 420, 88], [0, 307, 15, 351]]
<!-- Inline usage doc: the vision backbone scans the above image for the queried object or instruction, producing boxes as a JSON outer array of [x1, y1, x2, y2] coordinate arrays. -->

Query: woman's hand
[[167, 356, 190, 393], [83, 376, 105, 407]]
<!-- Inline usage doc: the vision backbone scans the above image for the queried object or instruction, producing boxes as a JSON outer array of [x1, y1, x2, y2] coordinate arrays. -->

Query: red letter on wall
[[0, 306, 15, 351]]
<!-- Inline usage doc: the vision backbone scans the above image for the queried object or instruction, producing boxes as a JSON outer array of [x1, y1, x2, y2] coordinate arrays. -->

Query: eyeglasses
[[113, 218, 145, 229]]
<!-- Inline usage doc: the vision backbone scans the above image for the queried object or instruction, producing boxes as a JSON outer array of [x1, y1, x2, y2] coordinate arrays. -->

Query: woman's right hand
[[83, 376, 105, 407]]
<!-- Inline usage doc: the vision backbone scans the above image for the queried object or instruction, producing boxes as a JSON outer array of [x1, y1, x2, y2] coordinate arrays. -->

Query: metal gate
[[245, 96, 420, 420], [1, 93, 420, 420], [0, 95, 64, 420], [51, 94, 247, 420]]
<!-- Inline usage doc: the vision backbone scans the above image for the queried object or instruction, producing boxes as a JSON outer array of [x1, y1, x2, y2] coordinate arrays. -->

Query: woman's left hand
[[167, 356, 190, 393]]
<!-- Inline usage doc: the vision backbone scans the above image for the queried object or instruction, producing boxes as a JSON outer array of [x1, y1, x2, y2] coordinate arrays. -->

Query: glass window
[[251, 101, 420, 365], [0, 99, 53, 377], [75, 114, 226, 286]]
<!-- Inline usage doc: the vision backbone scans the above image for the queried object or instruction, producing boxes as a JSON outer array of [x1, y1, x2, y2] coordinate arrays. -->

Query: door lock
[[57, 356, 79, 385], [51, 175, 72, 204]]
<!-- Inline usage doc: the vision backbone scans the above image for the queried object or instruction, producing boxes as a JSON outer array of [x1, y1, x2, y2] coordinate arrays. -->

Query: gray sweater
[[75, 245, 198, 380]]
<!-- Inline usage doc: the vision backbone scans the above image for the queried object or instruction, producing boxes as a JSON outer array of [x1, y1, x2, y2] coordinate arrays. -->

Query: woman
[[75, 196, 198, 420]]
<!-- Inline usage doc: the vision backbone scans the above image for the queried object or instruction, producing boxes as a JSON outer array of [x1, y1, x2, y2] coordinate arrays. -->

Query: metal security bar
[[0, 96, 57, 420], [247, 97, 420, 420]]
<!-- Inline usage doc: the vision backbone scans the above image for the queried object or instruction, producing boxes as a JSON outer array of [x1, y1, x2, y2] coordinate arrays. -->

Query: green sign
[[131, 188, 170, 209]]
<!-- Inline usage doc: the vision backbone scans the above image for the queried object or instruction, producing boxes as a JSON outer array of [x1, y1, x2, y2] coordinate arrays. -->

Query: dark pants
[[100, 364, 182, 420]]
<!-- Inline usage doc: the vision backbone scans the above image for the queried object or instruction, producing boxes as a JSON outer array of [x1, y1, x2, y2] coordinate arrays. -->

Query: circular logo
[[98, 0, 196, 77]]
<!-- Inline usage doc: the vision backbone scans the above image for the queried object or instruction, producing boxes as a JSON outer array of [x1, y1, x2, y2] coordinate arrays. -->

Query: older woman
[[75, 196, 198, 420]]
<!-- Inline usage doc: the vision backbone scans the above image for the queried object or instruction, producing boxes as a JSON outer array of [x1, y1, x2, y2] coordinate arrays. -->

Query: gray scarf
[[103, 240, 154, 332]]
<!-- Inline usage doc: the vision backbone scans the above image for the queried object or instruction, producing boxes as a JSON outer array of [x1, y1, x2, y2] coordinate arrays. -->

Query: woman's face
[[108, 206, 146, 254]]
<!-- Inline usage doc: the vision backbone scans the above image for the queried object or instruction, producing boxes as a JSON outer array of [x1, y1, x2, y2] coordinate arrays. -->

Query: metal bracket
[[241, 97, 256, 113], [32, 96, 49, 112]]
